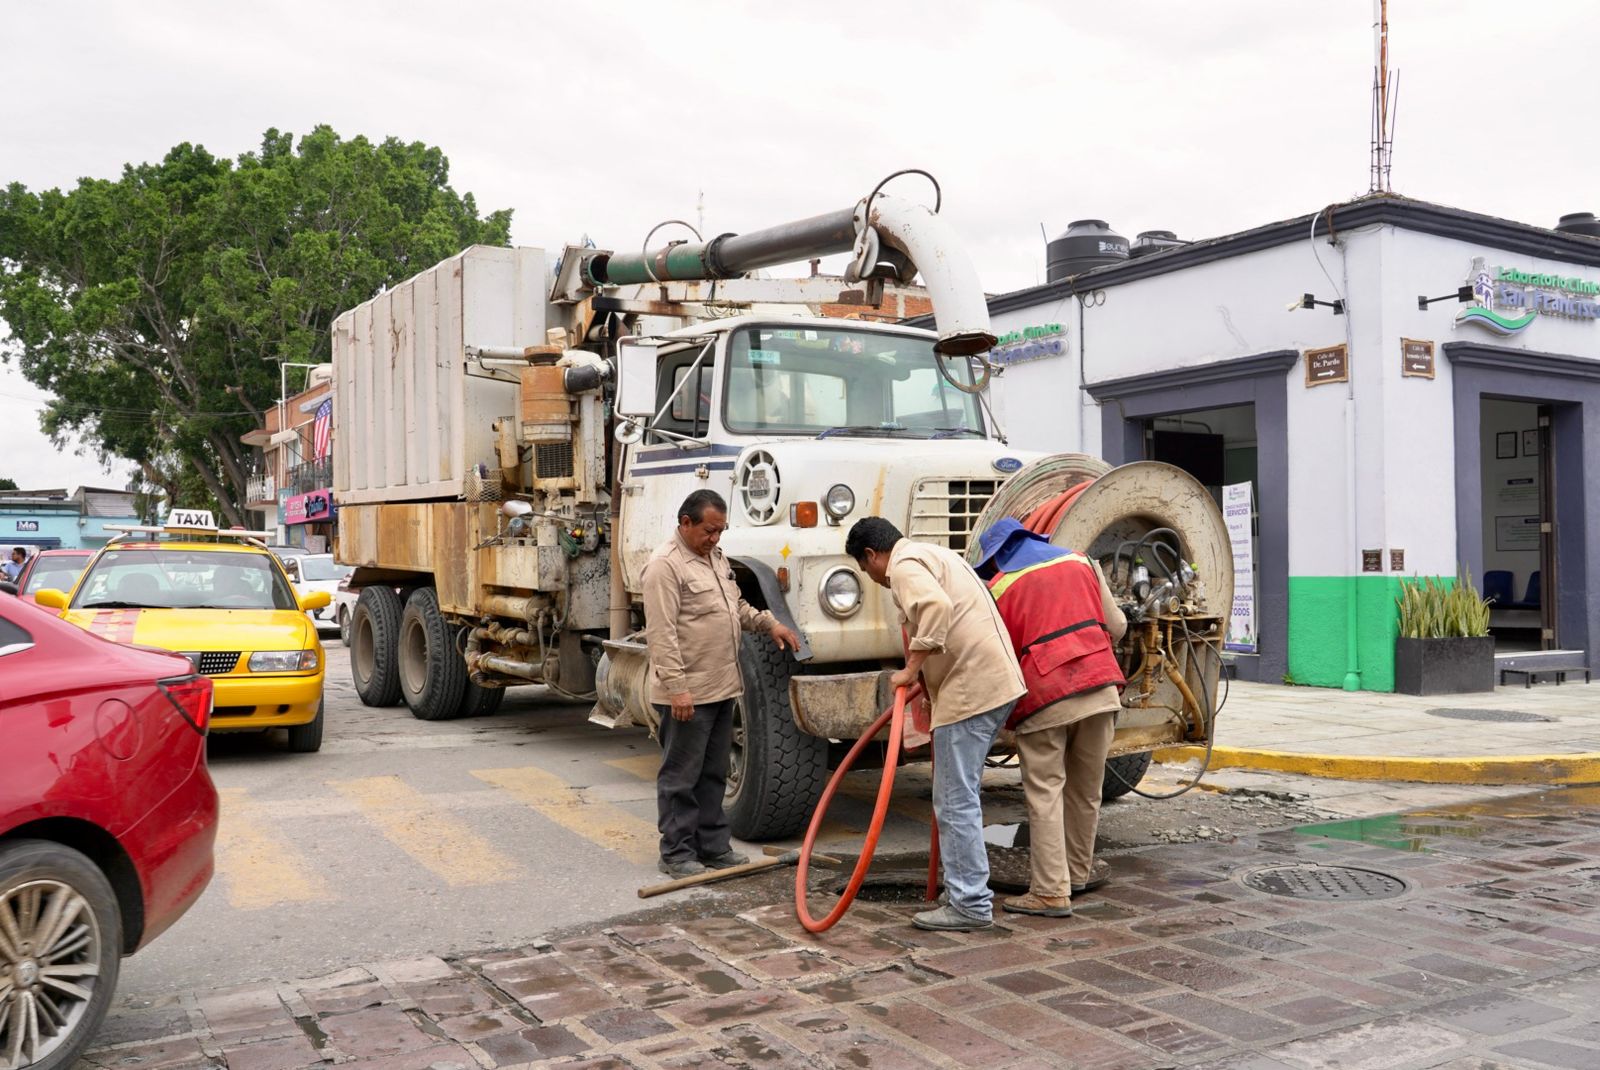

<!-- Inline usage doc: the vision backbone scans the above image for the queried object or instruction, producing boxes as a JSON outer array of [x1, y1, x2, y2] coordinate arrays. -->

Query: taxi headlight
[[819, 566, 863, 619], [823, 483, 856, 521], [249, 649, 319, 672]]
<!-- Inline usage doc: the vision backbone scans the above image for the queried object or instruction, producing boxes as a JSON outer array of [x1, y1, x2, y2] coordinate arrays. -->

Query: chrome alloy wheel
[[0, 879, 105, 1069]]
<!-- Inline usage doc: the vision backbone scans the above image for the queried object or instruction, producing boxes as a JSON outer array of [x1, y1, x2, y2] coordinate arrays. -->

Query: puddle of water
[[983, 823, 1023, 848], [1293, 814, 1439, 852]]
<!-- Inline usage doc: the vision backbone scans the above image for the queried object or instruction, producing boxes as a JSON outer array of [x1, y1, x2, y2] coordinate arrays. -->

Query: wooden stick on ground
[[638, 849, 842, 898]]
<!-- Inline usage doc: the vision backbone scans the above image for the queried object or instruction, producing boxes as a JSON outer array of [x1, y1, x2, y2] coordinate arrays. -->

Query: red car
[[0, 595, 218, 1069], [13, 548, 95, 607]]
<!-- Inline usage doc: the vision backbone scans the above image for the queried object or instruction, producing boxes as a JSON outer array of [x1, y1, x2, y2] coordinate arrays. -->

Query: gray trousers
[[654, 698, 736, 863]]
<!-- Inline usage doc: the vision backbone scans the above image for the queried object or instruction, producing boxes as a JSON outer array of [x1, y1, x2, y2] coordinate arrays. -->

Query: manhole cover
[[1426, 708, 1552, 723], [1240, 864, 1407, 901]]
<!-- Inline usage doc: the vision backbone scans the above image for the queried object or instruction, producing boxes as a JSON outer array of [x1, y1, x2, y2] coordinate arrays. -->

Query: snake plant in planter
[[1394, 572, 1494, 695]]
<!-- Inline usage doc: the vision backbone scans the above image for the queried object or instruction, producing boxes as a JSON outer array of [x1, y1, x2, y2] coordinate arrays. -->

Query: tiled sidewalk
[[81, 785, 1600, 1069]]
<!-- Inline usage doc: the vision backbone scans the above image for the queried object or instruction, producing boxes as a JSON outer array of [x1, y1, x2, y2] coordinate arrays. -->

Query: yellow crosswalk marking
[[329, 775, 521, 886], [605, 755, 662, 782], [473, 766, 659, 866], [213, 788, 332, 910]]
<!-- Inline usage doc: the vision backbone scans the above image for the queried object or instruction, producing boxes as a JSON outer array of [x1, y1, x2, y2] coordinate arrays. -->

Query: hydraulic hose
[[794, 683, 918, 933]]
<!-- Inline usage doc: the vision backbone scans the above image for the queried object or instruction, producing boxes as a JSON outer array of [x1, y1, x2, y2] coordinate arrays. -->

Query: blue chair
[[1523, 571, 1540, 609], [1483, 570, 1514, 607]]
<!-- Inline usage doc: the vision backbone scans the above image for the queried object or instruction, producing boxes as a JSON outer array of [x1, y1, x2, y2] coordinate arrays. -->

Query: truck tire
[[398, 588, 468, 721], [1102, 752, 1152, 801], [459, 681, 506, 718], [351, 586, 404, 707], [725, 633, 826, 840]]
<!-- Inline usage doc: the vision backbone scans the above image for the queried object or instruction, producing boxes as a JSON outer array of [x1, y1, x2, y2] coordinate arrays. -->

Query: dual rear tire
[[350, 585, 503, 719]]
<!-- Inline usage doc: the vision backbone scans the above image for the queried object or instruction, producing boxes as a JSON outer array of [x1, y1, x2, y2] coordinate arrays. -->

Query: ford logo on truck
[[992, 456, 1023, 474]]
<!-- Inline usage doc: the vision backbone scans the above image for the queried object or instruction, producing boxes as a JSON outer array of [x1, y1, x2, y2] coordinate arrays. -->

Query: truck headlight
[[249, 649, 319, 672], [823, 484, 855, 521], [819, 566, 863, 619]]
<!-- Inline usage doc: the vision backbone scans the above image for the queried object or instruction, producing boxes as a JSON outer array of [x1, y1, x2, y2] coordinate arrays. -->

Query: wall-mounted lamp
[[1288, 293, 1344, 315], [1417, 285, 1474, 311]]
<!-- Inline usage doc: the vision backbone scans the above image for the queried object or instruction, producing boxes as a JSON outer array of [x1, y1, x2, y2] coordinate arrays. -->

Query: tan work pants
[[1017, 710, 1115, 898]]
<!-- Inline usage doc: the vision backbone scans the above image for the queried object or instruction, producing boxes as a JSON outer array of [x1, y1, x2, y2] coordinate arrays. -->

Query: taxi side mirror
[[299, 590, 332, 612], [33, 588, 68, 610]]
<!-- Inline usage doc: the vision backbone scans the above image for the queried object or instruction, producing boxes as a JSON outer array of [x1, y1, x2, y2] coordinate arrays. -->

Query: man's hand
[[888, 666, 918, 691], [670, 692, 695, 722], [769, 623, 802, 653]]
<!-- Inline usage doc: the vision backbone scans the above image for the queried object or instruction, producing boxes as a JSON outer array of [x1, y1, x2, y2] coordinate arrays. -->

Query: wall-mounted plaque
[[1305, 344, 1349, 387], [1401, 338, 1434, 378]]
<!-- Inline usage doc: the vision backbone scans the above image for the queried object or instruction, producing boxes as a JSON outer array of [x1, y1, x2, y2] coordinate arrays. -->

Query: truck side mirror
[[615, 340, 659, 419]]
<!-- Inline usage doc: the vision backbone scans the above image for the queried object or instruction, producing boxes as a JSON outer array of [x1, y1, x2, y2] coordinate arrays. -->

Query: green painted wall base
[[1286, 576, 1446, 693]]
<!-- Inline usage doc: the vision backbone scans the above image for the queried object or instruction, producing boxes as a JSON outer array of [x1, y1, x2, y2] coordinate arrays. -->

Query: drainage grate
[[1426, 708, 1552, 723], [1240, 864, 1407, 901]]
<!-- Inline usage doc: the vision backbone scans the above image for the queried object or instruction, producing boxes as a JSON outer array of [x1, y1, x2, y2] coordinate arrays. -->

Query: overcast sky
[[3, 0, 1597, 491]]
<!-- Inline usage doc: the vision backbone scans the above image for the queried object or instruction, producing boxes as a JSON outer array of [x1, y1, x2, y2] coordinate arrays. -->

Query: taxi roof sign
[[105, 508, 275, 542]]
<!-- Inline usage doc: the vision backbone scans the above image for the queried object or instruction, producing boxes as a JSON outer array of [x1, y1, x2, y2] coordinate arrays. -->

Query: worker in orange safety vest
[[974, 518, 1128, 919]]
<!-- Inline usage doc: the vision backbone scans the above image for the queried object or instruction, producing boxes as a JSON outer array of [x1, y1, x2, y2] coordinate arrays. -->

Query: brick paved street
[[79, 785, 1600, 1069]]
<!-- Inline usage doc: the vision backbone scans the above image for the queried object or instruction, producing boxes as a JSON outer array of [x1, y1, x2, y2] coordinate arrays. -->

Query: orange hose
[[1022, 479, 1091, 536], [794, 683, 917, 933]]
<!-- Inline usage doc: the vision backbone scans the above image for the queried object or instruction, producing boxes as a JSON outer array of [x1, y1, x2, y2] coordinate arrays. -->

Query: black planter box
[[1394, 636, 1495, 695]]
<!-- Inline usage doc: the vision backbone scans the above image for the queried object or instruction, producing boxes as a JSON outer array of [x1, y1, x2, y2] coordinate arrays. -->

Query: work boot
[[699, 850, 749, 870], [1072, 858, 1112, 896], [1001, 892, 1072, 918], [658, 857, 707, 878], [912, 904, 992, 932]]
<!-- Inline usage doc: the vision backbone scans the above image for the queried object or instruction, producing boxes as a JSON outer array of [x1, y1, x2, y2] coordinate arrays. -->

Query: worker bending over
[[974, 518, 1127, 918], [846, 517, 1025, 931]]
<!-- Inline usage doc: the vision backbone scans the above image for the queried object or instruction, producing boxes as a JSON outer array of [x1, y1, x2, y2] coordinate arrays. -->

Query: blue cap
[[973, 517, 1049, 572]]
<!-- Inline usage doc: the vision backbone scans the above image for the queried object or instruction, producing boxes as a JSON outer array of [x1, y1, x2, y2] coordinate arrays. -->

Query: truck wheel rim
[[726, 698, 748, 802], [0, 878, 105, 1067], [353, 615, 374, 685], [399, 617, 428, 697]]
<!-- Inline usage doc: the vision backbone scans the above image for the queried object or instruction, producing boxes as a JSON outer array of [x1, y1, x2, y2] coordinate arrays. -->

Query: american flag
[[312, 397, 333, 460]]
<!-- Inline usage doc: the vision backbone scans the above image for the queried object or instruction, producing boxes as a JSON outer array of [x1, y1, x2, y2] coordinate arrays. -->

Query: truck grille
[[908, 477, 1000, 554], [535, 442, 574, 480], [195, 651, 241, 676]]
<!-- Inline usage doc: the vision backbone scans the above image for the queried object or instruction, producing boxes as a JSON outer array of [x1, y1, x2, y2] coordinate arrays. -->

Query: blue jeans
[[933, 699, 1015, 920]]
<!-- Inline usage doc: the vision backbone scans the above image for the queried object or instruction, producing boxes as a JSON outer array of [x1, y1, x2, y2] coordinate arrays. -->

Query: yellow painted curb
[[1151, 746, 1600, 785]]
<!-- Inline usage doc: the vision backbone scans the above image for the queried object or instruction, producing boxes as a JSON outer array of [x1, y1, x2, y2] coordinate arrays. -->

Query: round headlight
[[824, 483, 856, 520], [819, 566, 863, 619]]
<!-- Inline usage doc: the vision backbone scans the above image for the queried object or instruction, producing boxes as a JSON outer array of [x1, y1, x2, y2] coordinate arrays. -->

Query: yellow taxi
[[33, 510, 330, 752]]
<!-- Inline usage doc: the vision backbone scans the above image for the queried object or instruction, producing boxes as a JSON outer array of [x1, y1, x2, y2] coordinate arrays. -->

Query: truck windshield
[[723, 326, 985, 437]]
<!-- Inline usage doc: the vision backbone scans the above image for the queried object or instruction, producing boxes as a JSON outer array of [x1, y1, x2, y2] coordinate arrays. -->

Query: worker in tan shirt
[[974, 518, 1128, 918], [846, 516, 1026, 931], [643, 489, 801, 878]]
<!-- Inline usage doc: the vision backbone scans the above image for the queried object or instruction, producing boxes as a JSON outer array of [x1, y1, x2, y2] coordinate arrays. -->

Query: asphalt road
[[115, 640, 1531, 1001]]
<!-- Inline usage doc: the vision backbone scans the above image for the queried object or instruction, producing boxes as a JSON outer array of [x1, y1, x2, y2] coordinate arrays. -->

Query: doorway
[[1477, 399, 1552, 652]]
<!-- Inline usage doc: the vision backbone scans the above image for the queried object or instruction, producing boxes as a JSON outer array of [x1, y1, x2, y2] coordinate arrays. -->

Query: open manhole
[[1426, 707, 1552, 723], [1240, 864, 1407, 901]]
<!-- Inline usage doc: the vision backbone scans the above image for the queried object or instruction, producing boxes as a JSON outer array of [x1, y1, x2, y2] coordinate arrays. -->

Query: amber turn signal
[[776, 567, 791, 592], [790, 502, 819, 528]]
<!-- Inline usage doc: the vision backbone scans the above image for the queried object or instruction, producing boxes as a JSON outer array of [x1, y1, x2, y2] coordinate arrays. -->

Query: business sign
[[284, 489, 335, 526], [989, 323, 1067, 367], [15, 520, 39, 532], [1304, 344, 1348, 387], [1456, 257, 1600, 336], [1222, 482, 1255, 653]]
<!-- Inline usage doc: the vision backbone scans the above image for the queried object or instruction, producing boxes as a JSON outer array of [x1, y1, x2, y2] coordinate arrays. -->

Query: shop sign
[[1456, 257, 1600, 336], [989, 323, 1067, 367], [284, 489, 335, 526], [15, 520, 39, 532], [1222, 482, 1255, 653], [1401, 338, 1434, 378], [1304, 344, 1348, 387], [276, 489, 290, 527]]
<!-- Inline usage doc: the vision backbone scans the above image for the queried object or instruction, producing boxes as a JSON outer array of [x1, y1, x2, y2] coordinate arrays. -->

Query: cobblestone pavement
[[80, 785, 1600, 1070]]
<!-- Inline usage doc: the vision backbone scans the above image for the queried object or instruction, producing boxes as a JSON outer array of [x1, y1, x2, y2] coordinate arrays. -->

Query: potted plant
[[1393, 571, 1494, 695]]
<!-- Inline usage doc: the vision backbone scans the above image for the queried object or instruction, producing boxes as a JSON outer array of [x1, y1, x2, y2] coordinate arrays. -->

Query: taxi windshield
[[73, 548, 298, 611]]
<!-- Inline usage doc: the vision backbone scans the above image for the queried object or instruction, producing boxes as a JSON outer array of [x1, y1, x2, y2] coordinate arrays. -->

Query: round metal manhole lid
[[1426, 707, 1552, 723], [1240, 864, 1408, 901]]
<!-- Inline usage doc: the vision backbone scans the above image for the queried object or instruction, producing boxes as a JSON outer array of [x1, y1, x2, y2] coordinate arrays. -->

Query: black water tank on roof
[[1130, 229, 1187, 259], [1556, 212, 1600, 238], [1046, 219, 1129, 282]]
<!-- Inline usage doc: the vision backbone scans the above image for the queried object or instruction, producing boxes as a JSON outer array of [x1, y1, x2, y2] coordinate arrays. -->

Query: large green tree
[[0, 126, 511, 524]]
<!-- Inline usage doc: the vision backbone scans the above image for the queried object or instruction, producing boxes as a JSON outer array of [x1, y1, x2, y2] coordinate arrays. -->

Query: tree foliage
[[0, 126, 511, 524], [0, 478, 16, 491]]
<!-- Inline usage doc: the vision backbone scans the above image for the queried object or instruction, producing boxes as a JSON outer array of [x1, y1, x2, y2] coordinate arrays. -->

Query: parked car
[[291, 554, 353, 636], [14, 548, 94, 607], [0, 595, 218, 1069], [32, 513, 330, 752]]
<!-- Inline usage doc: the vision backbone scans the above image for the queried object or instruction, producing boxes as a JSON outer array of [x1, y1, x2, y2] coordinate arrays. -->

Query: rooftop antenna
[[1369, 0, 1400, 192], [697, 189, 705, 238]]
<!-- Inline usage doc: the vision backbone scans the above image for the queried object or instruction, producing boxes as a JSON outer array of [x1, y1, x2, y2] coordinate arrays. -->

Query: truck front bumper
[[788, 671, 897, 740]]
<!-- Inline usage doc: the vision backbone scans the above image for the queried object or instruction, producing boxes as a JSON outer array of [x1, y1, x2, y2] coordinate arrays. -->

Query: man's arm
[[642, 556, 692, 719], [1092, 559, 1128, 642]]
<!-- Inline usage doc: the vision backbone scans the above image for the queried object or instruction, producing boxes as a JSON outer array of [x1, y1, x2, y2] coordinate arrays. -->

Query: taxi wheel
[[286, 698, 325, 753], [352, 586, 403, 707], [399, 588, 467, 720]]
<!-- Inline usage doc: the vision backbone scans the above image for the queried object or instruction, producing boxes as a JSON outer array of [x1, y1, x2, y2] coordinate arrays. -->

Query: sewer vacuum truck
[[333, 175, 1227, 839]]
